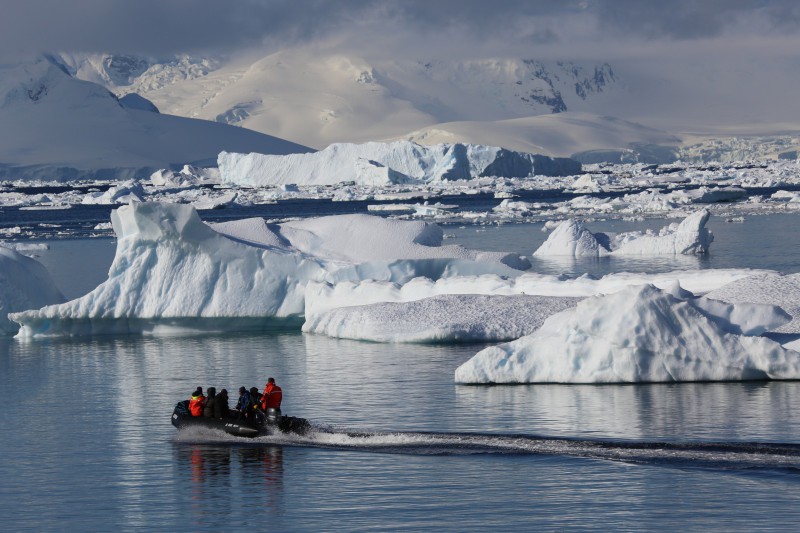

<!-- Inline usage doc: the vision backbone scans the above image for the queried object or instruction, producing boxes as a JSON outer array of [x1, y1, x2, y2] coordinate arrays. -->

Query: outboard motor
[[265, 408, 282, 423]]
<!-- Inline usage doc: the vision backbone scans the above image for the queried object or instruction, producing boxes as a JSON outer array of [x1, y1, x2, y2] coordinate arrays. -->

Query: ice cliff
[[218, 141, 581, 187], [455, 284, 797, 384]]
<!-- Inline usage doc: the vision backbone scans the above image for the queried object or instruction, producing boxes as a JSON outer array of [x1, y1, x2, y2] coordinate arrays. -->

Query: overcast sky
[[1, 0, 800, 62]]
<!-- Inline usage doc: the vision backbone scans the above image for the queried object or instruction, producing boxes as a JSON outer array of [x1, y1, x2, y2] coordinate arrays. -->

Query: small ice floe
[[494, 191, 518, 199], [455, 284, 798, 384], [669, 186, 747, 204], [81, 180, 144, 205], [367, 204, 414, 212], [410, 202, 457, 216], [191, 191, 238, 210]]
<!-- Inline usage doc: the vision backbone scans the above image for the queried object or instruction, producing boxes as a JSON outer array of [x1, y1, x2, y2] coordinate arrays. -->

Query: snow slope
[[398, 113, 680, 157], [455, 284, 799, 384], [0, 245, 64, 334], [73, 50, 619, 151], [0, 56, 310, 181], [63, 48, 800, 160]]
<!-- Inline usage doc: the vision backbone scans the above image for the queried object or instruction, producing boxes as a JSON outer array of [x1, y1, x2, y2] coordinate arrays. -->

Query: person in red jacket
[[188, 387, 206, 417], [261, 377, 283, 413]]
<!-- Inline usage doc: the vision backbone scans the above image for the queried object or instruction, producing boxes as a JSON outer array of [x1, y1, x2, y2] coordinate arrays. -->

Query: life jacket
[[262, 383, 283, 410], [189, 394, 206, 417]]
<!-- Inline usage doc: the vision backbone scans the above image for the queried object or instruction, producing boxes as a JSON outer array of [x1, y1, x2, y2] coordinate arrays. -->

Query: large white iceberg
[[0, 245, 64, 334], [533, 210, 714, 257], [10, 203, 527, 337], [455, 284, 797, 384], [218, 141, 581, 186], [303, 294, 580, 343]]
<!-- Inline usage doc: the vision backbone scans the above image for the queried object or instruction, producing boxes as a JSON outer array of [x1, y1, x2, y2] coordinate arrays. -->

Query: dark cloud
[[0, 0, 798, 60], [591, 0, 800, 40]]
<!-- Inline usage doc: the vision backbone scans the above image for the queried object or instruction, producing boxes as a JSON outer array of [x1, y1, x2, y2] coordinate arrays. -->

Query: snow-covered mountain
[[65, 49, 623, 152], [63, 47, 800, 163], [0, 56, 310, 181]]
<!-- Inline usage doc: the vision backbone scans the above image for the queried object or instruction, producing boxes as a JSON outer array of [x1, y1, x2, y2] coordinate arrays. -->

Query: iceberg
[[533, 210, 714, 257], [302, 293, 580, 343], [218, 141, 581, 187], [0, 245, 64, 334], [455, 284, 798, 384], [304, 269, 767, 319], [10, 203, 528, 337], [705, 272, 800, 334], [81, 180, 145, 205]]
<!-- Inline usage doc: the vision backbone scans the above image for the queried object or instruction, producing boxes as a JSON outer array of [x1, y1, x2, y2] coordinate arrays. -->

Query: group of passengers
[[188, 377, 283, 420]]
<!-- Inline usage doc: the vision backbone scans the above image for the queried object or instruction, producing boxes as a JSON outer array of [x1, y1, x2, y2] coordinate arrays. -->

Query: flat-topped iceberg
[[455, 284, 797, 384], [0, 245, 64, 334], [303, 294, 581, 343], [304, 268, 763, 318], [706, 272, 800, 333], [10, 202, 527, 337], [534, 210, 714, 257], [218, 141, 581, 186]]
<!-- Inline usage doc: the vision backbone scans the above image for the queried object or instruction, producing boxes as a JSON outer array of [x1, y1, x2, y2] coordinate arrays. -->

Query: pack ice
[[455, 284, 798, 384], [533, 210, 713, 257], [0, 245, 64, 334], [9, 202, 526, 337], [218, 141, 581, 187]]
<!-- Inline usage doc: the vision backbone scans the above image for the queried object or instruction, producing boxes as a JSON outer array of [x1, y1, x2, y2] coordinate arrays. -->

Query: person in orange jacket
[[261, 377, 283, 413], [189, 387, 206, 417]]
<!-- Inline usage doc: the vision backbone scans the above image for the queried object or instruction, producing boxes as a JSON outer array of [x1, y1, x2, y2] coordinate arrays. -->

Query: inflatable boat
[[171, 400, 310, 438]]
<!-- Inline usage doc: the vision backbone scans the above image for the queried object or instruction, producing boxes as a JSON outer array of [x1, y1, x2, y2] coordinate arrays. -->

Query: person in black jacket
[[203, 387, 217, 418], [214, 389, 230, 419]]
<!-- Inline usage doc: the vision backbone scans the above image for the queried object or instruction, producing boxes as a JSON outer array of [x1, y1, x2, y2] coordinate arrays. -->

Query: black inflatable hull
[[171, 401, 309, 438]]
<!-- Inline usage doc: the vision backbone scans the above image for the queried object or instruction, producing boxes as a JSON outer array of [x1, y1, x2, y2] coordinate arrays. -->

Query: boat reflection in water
[[176, 445, 285, 516]]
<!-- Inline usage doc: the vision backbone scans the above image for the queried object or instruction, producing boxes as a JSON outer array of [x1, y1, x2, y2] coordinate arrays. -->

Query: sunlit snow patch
[[455, 284, 797, 384]]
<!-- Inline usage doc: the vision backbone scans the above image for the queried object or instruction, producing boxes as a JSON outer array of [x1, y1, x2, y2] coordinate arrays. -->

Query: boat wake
[[173, 424, 800, 473]]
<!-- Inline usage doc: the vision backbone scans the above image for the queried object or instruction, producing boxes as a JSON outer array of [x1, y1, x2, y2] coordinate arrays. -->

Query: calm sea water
[[4, 212, 800, 531]]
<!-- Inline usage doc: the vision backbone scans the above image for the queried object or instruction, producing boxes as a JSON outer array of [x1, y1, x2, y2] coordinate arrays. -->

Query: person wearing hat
[[214, 389, 230, 419], [203, 387, 217, 418], [188, 387, 206, 417]]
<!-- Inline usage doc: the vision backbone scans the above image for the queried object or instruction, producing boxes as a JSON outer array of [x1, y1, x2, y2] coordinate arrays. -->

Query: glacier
[[533, 210, 714, 257], [455, 284, 799, 384], [218, 141, 581, 187], [0, 245, 64, 334]]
